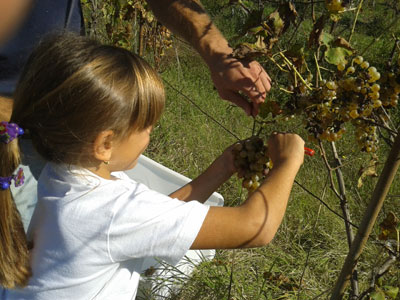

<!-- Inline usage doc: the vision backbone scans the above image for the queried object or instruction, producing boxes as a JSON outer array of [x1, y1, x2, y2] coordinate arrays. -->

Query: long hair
[[0, 32, 165, 288]]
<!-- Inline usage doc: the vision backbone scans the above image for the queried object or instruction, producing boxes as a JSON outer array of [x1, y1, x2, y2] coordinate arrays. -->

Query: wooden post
[[330, 133, 400, 299]]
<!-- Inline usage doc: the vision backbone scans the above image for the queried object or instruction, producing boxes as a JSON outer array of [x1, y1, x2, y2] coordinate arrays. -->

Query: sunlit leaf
[[370, 290, 386, 300], [383, 286, 399, 299], [325, 46, 352, 65]]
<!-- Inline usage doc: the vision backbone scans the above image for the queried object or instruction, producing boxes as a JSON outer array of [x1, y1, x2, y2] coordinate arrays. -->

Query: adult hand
[[209, 55, 272, 117]]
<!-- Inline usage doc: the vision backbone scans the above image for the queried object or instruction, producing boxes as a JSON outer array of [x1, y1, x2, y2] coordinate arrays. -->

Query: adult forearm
[[0, 0, 32, 45], [0, 96, 13, 122], [146, 0, 232, 65]]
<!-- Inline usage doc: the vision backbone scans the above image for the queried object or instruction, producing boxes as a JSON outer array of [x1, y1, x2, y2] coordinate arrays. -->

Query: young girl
[[0, 33, 304, 299]]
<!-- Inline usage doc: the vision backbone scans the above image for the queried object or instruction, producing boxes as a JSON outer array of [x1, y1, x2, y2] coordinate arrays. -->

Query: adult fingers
[[259, 68, 272, 93], [220, 90, 252, 116], [251, 101, 260, 117]]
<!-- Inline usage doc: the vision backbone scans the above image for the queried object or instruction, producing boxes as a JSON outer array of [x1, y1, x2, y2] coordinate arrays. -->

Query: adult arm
[[147, 0, 271, 116], [0, 96, 13, 122], [0, 0, 32, 45]]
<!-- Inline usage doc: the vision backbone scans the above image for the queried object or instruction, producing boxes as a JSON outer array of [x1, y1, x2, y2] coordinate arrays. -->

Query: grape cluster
[[283, 55, 400, 153], [325, 0, 346, 14], [232, 136, 271, 193]]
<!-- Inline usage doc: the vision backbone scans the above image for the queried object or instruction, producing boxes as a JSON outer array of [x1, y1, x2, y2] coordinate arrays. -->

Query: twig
[[252, 118, 256, 136], [227, 250, 236, 300], [267, 55, 290, 73], [331, 142, 359, 298], [279, 52, 313, 90], [314, 53, 322, 82], [358, 255, 398, 300], [319, 142, 344, 201], [348, 0, 364, 43]]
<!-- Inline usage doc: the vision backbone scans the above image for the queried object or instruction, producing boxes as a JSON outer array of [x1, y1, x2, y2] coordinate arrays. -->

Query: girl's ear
[[93, 130, 114, 162]]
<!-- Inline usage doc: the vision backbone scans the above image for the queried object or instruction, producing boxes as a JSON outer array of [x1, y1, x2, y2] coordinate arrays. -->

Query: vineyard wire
[[164, 75, 363, 229], [163, 79, 241, 141]]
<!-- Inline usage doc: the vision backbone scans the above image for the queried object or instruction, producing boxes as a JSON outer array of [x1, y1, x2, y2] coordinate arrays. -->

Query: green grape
[[337, 62, 346, 71], [369, 92, 380, 100], [373, 100, 382, 108], [368, 67, 377, 74], [346, 66, 355, 74], [360, 61, 370, 69], [353, 56, 364, 64], [326, 81, 337, 90], [371, 84, 380, 92]]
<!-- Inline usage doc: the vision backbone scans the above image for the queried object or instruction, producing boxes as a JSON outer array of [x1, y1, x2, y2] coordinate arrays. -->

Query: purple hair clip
[[0, 168, 25, 190], [0, 121, 24, 144]]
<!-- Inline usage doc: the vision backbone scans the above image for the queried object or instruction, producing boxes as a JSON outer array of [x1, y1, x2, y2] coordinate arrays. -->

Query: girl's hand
[[267, 133, 305, 168], [214, 143, 237, 177]]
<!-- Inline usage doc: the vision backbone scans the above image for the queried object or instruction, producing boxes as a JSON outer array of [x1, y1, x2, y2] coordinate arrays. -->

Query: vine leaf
[[382, 286, 399, 299], [325, 44, 353, 65], [370, 290, 386, 300], [232, 42, 267, 60]]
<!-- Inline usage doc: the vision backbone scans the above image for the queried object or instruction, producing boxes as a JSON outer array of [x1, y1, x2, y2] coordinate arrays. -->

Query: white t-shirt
[[5, 163, 209, 300]]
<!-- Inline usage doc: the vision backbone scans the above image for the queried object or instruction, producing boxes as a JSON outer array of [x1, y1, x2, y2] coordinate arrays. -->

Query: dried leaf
[[357, 157, 378, 188], [278, 2, 298, 33], [357, 158, 378, 188], [308, 15, 325, 49], [232, 43, 266, 60], [332, 37, 354, 51], [378, 211, 399, 241]]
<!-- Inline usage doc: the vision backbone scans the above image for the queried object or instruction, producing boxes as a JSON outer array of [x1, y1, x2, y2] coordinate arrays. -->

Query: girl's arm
[[190, 133, 304, 249], [169, 145, 236, 203]]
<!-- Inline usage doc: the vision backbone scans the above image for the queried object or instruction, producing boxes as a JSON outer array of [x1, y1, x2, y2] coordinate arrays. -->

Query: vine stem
[[330, 133, 400, 299], [319, 141, 359, 297], [348, 0, 364, 43], [279, 52, 312, 89], [330, 142, 359, 298]]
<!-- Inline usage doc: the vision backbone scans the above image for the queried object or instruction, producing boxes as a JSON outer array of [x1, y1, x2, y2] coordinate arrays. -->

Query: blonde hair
[[0, 32, 165, 288]]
